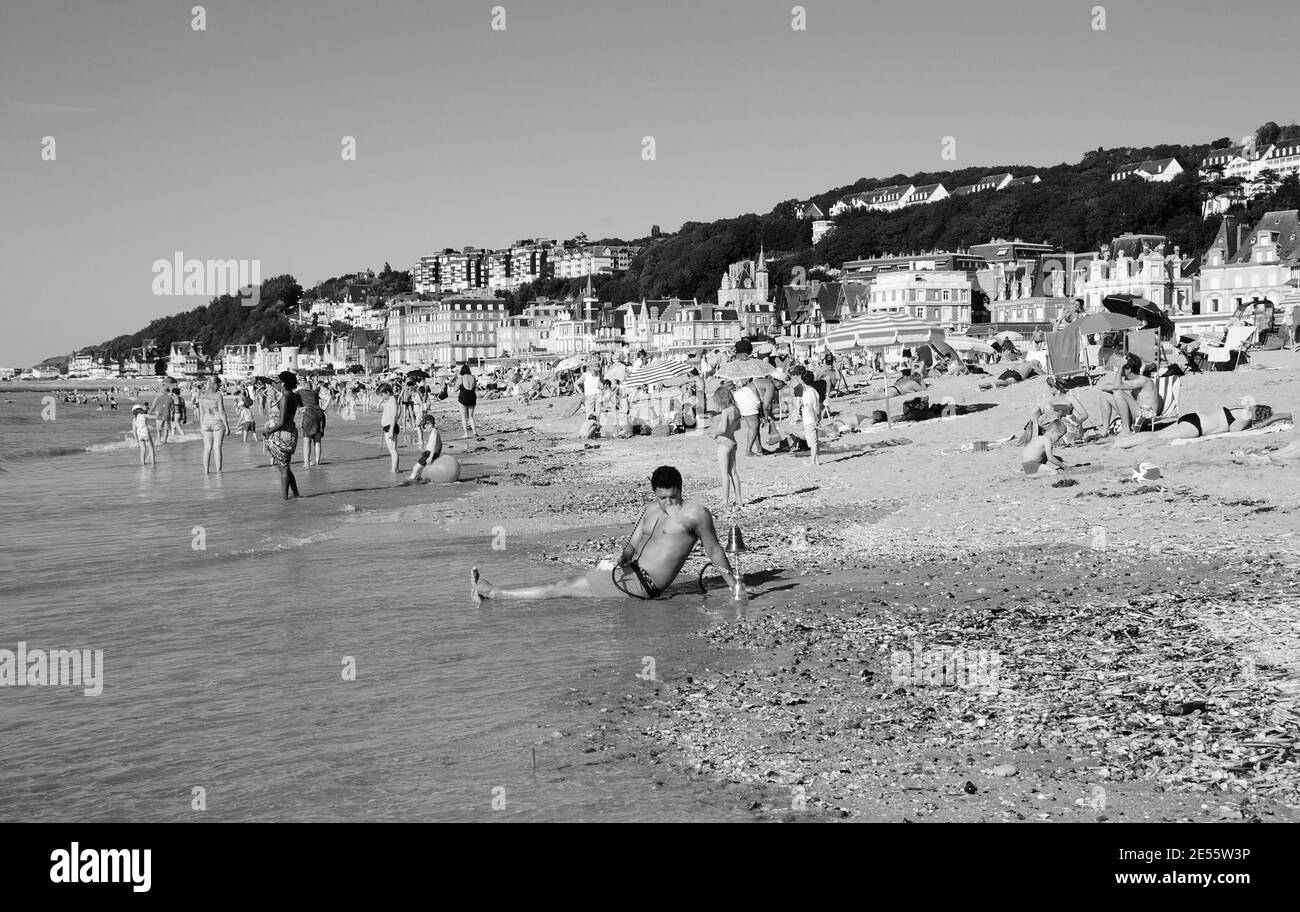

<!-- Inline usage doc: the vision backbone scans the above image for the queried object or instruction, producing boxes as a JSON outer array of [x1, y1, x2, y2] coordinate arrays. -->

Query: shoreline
[[5, 351, 1299, 821]]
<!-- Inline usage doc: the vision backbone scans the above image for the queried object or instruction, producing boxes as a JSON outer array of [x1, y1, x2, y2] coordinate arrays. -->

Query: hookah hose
[[608, 512, 713, 599]]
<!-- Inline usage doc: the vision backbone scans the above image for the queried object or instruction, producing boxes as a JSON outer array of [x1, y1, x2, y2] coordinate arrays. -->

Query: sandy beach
[[404, 349, 1300, 822]]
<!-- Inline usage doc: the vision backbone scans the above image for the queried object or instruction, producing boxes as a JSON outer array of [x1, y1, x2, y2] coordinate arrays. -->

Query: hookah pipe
[[611, 506, 749, 598]]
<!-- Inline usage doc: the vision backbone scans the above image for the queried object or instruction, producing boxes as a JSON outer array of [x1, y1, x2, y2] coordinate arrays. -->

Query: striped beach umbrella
[[625, 357, 693, 387], [823, 312, 945, 351]]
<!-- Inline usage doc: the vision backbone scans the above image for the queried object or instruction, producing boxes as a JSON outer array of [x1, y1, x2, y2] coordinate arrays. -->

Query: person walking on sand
[[131, 404, 157, 465], [798, 368, 822, 466], [710, 386, 743, 507], [196, 376, 231, 474], [472, 466, 744, 602], [456, 364, 478, 438], [263, 371, 301, 499]]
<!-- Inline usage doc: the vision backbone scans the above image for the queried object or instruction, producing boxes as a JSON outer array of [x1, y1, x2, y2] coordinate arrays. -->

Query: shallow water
[[0, 396, 754, 821]]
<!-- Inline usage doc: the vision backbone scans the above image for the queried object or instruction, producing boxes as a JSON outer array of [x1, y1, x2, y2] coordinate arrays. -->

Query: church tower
[[756, 245, 768, 300]]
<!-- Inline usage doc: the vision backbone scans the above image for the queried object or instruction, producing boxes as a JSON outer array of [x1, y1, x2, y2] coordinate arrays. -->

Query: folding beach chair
[[1203, 325, 1253, 371], [1045, 328, 1093, 387], [1131, 373, 1182, 432]]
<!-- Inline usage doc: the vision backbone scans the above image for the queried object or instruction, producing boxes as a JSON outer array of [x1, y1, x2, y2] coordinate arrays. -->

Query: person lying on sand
[[1022, 420, 1068, 474], [1113, 404, 1277, 449], [979, 361, 1041, 389], [472, 465, 743, 601]]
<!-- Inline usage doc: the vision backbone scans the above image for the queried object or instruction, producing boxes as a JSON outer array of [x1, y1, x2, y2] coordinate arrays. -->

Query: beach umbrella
[[554, 355, 585, 372], [1074, 311, 1142, 335], [1103, 294, 1175, 337], [626, 357, 693, 387], [945, 335, 996, 356], [405, 368, 429, 380], [823, 312, 944, 351], [605, 362, 628, 383], [994, 331, 1024, 342], [716, 358, 775, 380]]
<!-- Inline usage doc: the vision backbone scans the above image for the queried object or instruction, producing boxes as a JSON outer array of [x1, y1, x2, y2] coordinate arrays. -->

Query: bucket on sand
[[1132, 462, 1161, 482], [973, 440, 989, 453]]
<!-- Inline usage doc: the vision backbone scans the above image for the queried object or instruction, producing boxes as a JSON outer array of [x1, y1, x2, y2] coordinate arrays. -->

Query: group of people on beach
[[1016, 349, 1287, 475]]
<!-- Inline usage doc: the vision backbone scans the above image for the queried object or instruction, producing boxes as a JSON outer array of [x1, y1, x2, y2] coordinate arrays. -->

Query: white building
[[1200, 210, 1300, 320], [866, 270, 973, 332], [1073, 236, 1196, 315], [1110, 158, 1183, 183], [551, 245, 640, 280]]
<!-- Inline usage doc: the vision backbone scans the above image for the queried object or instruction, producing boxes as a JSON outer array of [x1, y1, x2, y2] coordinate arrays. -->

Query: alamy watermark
[[151, 251, 261, 305], [891, 641, 1001, 691], [0, 642, 103, 696]]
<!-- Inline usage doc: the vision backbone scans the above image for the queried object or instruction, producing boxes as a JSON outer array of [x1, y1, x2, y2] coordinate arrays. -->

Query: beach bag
[[437, 383, 448, 401], [760, 418, 782, 448]]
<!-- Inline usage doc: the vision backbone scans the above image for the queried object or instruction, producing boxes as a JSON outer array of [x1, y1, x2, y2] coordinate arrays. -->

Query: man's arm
[[693, 507, 739, 589], [618, 507, 651, 566]]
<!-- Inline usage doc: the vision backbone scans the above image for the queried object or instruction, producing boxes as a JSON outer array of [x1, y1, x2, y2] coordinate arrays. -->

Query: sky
[[1, 0, 1297, 366]]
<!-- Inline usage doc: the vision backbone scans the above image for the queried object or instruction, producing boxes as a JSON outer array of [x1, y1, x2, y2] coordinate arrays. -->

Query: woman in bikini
[[197, 376, 231, 474], [710, 386, 743, 507], [263, 371, 302, 499], [456, 364, 478, 439], [1114, 403, 1273, 448]]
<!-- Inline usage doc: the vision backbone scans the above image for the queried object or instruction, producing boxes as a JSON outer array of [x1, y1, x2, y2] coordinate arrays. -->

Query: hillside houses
[[825, 172, 1039, 218], [1110, 158, 1183, 183]]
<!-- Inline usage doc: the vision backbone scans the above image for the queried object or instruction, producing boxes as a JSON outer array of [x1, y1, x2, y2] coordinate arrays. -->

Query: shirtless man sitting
[[1097, 356, 1159, 434], [472, 465, 744, 601]]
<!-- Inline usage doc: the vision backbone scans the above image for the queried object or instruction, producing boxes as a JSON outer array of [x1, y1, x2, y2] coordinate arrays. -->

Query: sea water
[[0, 392, 751, 821]]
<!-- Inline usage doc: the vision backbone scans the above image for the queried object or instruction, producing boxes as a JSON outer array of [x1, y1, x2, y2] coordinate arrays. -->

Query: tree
[[1256, 121, 1281, 148], [1210, 137, 1233, 150]]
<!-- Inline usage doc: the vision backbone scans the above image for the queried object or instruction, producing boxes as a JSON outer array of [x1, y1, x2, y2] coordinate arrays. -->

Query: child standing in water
[[236, 401, 258, 441], [131, 405, 156, 465]]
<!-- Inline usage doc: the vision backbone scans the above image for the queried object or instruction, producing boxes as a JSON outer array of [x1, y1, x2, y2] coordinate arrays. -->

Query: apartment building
[[866, 271, 973, 331]]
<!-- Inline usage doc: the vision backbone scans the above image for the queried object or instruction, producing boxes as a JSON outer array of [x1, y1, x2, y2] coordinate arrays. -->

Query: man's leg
[[1113, 391, 1139, 433], [472, 567, 593, 602]]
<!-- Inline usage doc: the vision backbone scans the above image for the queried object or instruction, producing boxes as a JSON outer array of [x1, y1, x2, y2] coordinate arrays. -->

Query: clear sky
[[1, 0, 1296, 366]]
